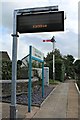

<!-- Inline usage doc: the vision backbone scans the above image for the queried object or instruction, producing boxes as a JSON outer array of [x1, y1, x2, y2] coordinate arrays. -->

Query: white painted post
[[52, 37, 55, 81]]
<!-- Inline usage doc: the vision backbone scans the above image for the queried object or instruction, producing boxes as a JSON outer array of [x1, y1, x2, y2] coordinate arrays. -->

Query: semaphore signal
[[43, 37, 55, 42], [43, 40, 52, 42], [43, 36, 56, 83]]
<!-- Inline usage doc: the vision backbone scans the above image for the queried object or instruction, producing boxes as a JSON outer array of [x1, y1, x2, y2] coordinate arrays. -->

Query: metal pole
[[53, 41, 55, 81], [10, 10, 18, 119], [28, 46, 32, 112]]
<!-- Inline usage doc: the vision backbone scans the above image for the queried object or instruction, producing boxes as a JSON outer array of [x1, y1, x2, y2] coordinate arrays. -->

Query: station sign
[[32, 46, 44, 60]]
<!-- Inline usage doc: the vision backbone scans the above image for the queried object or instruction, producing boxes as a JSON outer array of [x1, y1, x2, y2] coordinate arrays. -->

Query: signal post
[[43, 36, 56, 81]]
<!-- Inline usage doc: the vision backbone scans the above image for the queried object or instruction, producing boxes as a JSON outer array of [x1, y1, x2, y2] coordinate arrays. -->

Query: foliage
[[74, 59, 80, 75], [63, 54, 75, 79], [45, 49, 65, 81], [19, 67, 29, 79], [2, 60, 12, 80], [1, 49, 76, 83], [74, 59, 80, 90], [49, 79, 60, 85], [17, 60, 22, 79], [2, 60, 23, 80], [32, 60, 42, 68], [54, 49, 62, 60], [55, 59, 65, 82], [44, 52, 53, 63], [45, 49, 62, 63], [44, 49, 76, 81]]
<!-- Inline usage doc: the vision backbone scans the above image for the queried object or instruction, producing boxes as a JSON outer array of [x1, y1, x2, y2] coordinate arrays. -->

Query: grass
[[49, 79, 61, 85], [32, 79, 61, 86]]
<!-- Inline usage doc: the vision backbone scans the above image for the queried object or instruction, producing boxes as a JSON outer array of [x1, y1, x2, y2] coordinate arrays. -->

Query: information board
[[17, 11, 64, 33], [32, 46, 44, 60]]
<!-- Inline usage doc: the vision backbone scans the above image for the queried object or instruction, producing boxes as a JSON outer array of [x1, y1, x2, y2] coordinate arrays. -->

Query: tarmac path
[[33, 80, 79, 118]]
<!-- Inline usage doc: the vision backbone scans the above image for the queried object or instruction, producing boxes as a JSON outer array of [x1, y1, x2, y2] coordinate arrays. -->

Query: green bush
[[55, 59, 65, 82], [2, 60, 12, 80], [49, 79, 60, 85], [49, 61, 53, 79], [74, 59, 80, 90]]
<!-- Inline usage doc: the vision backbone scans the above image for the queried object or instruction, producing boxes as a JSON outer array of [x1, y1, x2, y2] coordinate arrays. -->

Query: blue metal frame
[[32, 56, 44, 63], [28, 46, 44, 112], [28, 46, 32, 112], [42, 62, 44, 97]]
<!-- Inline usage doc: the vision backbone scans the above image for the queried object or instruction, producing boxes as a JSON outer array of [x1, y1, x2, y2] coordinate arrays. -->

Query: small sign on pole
[[32, 46, 44, 61]]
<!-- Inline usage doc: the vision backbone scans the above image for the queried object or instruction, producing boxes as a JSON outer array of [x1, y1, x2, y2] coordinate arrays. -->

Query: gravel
[[2, 85, 54, 106]]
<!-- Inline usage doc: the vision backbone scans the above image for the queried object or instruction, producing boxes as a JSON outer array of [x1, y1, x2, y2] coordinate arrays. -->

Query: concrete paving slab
[[66, 82, 78, 118], [33, 81, 79, 118], [33, 83, 69, 118], [1, 102, 39, 119]]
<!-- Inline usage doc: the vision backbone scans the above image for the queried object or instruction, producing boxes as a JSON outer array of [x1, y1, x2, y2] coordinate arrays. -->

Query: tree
[[2, 60, 12, 80], [45, 49, 65, 80], [17, 60, 22, 79], [45, 51, 53, 79], [32, 60, 42, 68], [63, 54, 75, 79], [74, 59, 80, 90], [54, 49, 62, 60], [74, 59, 80, 78], [55, 59, 65, 82], [45, 49, 62, 63], [45, 52, 53, 63]]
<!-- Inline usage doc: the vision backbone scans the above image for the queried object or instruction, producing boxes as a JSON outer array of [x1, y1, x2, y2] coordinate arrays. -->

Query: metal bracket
[[16, 6, 58, 15], [11, 34, 19, 37]]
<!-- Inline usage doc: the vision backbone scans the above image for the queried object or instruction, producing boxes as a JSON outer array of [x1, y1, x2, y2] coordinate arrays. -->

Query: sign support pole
[[10, 10, 18, 119], [28, 46, 32, 112]]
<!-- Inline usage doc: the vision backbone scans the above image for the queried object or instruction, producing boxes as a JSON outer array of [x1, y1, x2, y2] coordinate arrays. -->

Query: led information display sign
[[17, 11, 64, 33]]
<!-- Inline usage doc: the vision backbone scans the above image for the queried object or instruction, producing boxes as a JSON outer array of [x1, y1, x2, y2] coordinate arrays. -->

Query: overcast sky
[[0, 0, 79, 60]]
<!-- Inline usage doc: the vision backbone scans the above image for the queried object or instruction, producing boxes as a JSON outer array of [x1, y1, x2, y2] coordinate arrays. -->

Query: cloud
[[0, 30, 12, 59], [0, 29, 29, 60], [19, 33, 53, 57], [18, 39, 29, 60], [56, 30, 78, 58]]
